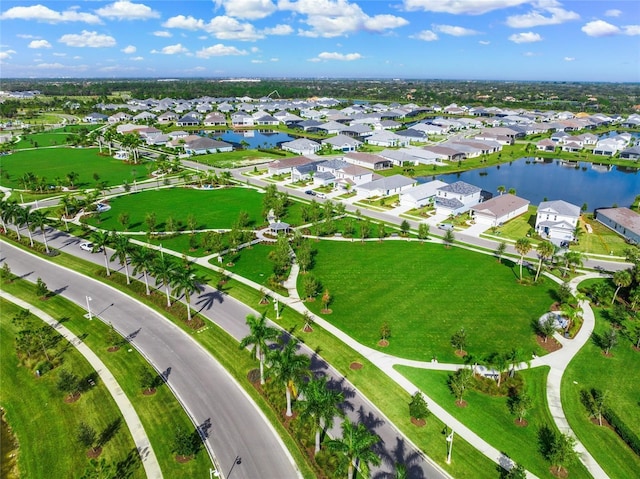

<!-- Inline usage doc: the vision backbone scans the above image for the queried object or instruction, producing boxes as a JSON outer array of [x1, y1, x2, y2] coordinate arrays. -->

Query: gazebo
[[269, 222, 290, 234]]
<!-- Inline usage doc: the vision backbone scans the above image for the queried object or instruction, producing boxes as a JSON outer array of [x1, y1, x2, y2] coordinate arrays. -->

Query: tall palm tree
[[611, 269, 632, 305], [130, 246, 157, 295], [267, 339, 310, 417], [110, 233, 131, 284], [515, 237, 532, 281], [20, 205, 35, 247], [534, 240, 555, 282], [562, 250, 584, 277], [326, 420, 381, 479], [29, 210, 50, 253], [170, 265, 201, 321], [90, 230, 112, 276], [239, 313, 280, 385], [153, 254, 176, 307], [299, 375, 344, 454], [0, 199, 13, 233]]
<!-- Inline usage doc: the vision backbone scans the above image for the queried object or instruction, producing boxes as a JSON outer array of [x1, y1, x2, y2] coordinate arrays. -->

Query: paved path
[[0, 290, 163, 479]]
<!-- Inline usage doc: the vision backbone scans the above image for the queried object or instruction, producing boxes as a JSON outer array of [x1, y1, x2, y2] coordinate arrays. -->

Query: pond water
[[201, 129, 295, 149], [421, 157, 640, 211]]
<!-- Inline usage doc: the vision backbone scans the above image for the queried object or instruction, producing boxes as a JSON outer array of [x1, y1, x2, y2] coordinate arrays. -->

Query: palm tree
[[326, 420, 381, 479], [130, 247, 157, 295], [29, 210, 50, 253], [267, 339, 310, 417], [515, 237, 532, 281], [152, 254, 176, 307], [90, 230, 112, 276], [170, 265, 201, 321], [8, 203, 24, 240], [66, 171, 79, 189], [110, 233, 132, 284], [239, 312, 280, 385], [534, 240, 555, 282], [299, 375, 344, 454], [611, 269, 632, 305], [562, 250, 584, 277]]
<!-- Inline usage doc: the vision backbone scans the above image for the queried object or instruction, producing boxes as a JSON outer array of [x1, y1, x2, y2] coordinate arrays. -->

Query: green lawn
[[191, 149, 291, 168], [1, 279, 211, 477], [573, 215, 630, 257], [217, 243, 278, 288], [85, 187, 305, 232], [146, 231, 236, 257], [396, 366, 591, 479], [0, 147, 150, 190], [13, 126, 96, 149], [561, 296, 640, 479], [0, 298, 145, 479], [299, 240, 557, 362]]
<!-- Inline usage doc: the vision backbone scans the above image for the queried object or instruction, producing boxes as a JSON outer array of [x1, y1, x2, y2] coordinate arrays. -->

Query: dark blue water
[[420, 157, 640, 211], [203, 130, 295, 149]]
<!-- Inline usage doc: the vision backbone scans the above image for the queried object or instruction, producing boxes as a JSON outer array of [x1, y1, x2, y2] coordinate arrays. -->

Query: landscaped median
[[0, 277, 212, 477]]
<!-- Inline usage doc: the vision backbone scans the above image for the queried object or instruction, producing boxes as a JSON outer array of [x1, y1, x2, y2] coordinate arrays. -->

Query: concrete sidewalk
[[0, 291, 163, 479]]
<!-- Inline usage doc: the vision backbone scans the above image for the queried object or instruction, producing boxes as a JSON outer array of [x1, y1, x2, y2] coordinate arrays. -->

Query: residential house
[[395, 129, 428, 143], [536, 139, 556, 151], [203, 113, 227, 127], [535, 200, 581, 244], [183, 137, 233, 155], [399, 180, 448, 208], [434, 181, 483, 216], [365, 130, 410, 147], [108, 112, 132, 124], [355, 175, 416, 198], [344, 152, 392, 170], [267, 156, 315, 176], [321, 134, 362, 152], [595, 207, 640, 244], [133, 111, 156, 123], [291, 161, 323, 182], [281, 138, 321, 156], [380, 148, 441, 166], [315, 160, 373, 188], [470, 194, 530, 227], [157, 111, 178, 124], [231, 112, 254, 127], [176, 114, 200, 127], [84, 112, 108, 123], [620, 146, 640, 160], [422, 145, 466, 161]]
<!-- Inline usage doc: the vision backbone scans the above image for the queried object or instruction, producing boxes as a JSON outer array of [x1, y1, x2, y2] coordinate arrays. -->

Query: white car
[[80, 242, 97, 252]]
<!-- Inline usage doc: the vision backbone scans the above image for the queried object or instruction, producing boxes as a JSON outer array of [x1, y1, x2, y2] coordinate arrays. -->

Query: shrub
[[602, 407, 640, 455]]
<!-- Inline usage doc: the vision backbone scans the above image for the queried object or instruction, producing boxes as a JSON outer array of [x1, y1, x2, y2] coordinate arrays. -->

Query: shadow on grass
[[98, 417, 122, 447]]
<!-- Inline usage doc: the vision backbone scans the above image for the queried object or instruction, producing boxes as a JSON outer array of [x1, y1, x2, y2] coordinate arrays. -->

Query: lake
[[422, 157, 640, 211], [202, 129, 295, 149]]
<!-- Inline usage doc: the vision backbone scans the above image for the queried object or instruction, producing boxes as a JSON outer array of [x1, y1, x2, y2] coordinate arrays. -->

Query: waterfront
[[426, 157, 640, 210], [203, 129, 295, 149]]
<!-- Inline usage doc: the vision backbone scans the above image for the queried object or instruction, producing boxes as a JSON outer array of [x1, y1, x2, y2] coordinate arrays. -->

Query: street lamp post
[[274, 297, 280, 319], [446, 429, 455, 464], [85, 296, 93, 320], [209, 455, 241, 479]]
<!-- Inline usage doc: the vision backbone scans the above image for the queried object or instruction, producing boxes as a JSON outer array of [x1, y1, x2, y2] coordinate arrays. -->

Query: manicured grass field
[[573, 215, 630, 257], [218, 243, 278, 289], [300, 240, 557, 362], [86, 186, 304, 232], [0, 298, 144, 479], [561, 296, 640, 479], [13, 125, 96, 149], [0, 147, 149, 190], [191, 150, 290, 168], [395, 366, 591, 479], [1, 279, 212, 477]]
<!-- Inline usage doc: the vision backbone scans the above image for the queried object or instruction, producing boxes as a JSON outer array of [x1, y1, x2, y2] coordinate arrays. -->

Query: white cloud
[[251, 46, 260, 53], [506, 6, 580, 28], [605, 9, 622, 18], [509, 31, 542, 43], [206, 16, 263, 41], [411, 30, 438, 41], [96, 1, 159, 20], [403, 0, 528, 15], [523, 51, 541, 57], [623, 25, 640, 36], [564, 56, 575, 61], [17, 34, 38, 39], [53, 52, 66, 57], [152, 43, 189, 55], [312, 51, 363, 61], [153, 31, 172, 38], [434, 24, 480, 36], [59, 30, 116, 48], [270, 57, 279, 62], [36, 62, 65, 69], [479, 40, 491, 45], [163, 15, 205, 30], [263, 24, 293, 35], [130, 56, 144, 61], [195, 44, 248, 58], [0, 49, 17, 60], [251, 59, 264, 63], [278, 0, 408, 37], [122, 45, 136, 54], [215, 0, 277, 20], [581, 20, 620, 37], [0, 4, 101, 24], [29, 39, 52, 49]]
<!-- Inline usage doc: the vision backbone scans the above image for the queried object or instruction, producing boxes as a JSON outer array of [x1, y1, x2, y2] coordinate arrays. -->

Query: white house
[[281, 138, 321, 156], [267, 156, 315, 176], [355, 175, 416, 198], [183, 137, 233, 155], [535, 200, 580, 244], [364, 130, 410, 147], [322, 134, 362, 152], [399, 180, 448, 208], [434, 181, 482, 216], [344, 152, 393, 170], [470, 194, 530, 227]]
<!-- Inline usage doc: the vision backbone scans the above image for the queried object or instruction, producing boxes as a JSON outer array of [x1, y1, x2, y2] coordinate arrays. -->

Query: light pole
[[274, 297, 280, 319], [85, 296, 93, 320], [446, 429, 455, 464], [209, 455, 241, 478]]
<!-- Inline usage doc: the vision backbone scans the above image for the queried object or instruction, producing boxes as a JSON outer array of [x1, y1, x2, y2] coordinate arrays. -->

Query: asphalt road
[[1, 240, 300, 479], [2, 226, 451, 479]]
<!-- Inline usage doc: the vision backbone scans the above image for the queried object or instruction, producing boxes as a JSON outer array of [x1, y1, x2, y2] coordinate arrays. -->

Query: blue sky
[[1, 0, 638, 82]]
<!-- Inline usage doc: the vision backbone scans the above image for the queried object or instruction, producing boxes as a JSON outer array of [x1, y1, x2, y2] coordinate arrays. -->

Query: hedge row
[[603, 407, 640, 456]]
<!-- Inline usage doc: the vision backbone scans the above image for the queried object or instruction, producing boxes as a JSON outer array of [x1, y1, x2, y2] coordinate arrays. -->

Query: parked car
[[305, 190, 316, 196], [80, 242, 100, 252], [316, 192, 327, 199], [438, 223, 454, 231]]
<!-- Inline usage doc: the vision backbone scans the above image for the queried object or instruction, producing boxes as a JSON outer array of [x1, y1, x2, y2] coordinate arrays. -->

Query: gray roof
[[538, 200, 580, 217], [186, 137, 232, 150], [438, 181, 481, 195], [314, 171, 335, 180], [318, 159, 350, 170], [470, 194, 529, 218], [436, 197, 464, 209], [597, 208, 640, 236], [401, 180, 448, 200], [358, 174, 415, 191], [282, 138, 320, 149]]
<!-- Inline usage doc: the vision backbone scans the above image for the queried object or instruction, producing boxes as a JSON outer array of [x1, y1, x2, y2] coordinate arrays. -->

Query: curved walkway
[[0, 290, 163, 479]]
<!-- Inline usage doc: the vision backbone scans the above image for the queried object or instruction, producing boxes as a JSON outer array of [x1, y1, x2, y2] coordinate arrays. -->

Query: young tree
[[495, 241, 507, 263], [602, 327, 618, 355], [77, 422, 98, 453], [298, 375, 344, 454], [239, 313, 280, 385], [408, 391, 430, 423], [549, 433, 578, 475], [296, 241, 312, 273], [186, 213, 197, 234], [35, 277, 49, 299], [379, 322, 391, 342], [449, 368, 473, 405], [538, 316, 556, 343], [267, 339, 310, 417], [418, 223, 430, 242], [269, 234, 292, 280], [302, 274, 320, 301], [508, 392, 533, 423], [139, 368, 157, 394], [327, 420, 381, 479], [450, 328, 467, 354], [400, 220, 410, 236], [145, 212, 157, 236], [321, 288, 332, 312], [443, 229, 455, 248], [515, 237, 532, 281], [117, 212, 130, 231], [57, 369, 81, 399], [580, 388, 609, 426], [172, 427, 199, 458]]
